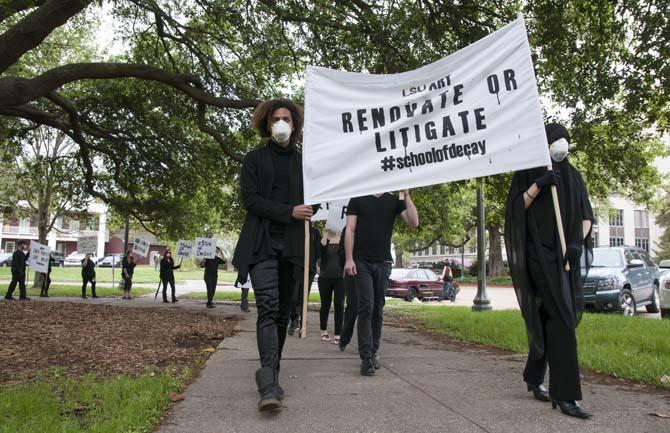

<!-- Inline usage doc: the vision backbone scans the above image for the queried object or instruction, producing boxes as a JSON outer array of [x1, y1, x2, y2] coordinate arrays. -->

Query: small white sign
[[77, 235, 98, 255], [28, 241, 51, 274], [132, 237, 150, 258], [176, 240, 193, 258], [194, 237, 216, 259]]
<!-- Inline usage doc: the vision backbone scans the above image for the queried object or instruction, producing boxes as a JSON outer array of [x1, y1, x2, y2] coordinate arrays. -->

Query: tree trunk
[[394, 244, 404, 268], [487, 225, 504, 277]]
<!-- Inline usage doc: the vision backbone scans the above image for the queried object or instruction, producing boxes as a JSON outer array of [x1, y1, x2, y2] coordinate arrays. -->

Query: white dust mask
[[549, 138, 569, 162], [271, 120, 292, 143]]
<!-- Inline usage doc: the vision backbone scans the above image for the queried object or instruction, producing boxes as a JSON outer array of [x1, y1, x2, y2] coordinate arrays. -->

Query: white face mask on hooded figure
[[549, 137, 569, 162], [271, 120, 292, 143]]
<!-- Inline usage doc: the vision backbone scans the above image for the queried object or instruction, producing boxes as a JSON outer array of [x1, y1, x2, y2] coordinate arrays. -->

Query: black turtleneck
[[269, 140, 293, 241]]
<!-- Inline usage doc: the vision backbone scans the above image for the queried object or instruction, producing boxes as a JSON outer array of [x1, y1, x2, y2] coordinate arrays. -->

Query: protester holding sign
[[345, 191, 419, 375], [40, 255, 55, 298], [317, 228, 345, 343], [201, 247, 226, 308], [4, 240, 30, 301], [122, 251, 137, 300], [504, 123, 594, 419], [231, 98, 320, 412], [81, 253, 97, 299], [160, 249, 181, 303]]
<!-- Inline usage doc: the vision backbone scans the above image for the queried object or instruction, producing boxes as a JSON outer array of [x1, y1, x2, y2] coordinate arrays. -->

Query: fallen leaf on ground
[[170, 392, 185, 402]]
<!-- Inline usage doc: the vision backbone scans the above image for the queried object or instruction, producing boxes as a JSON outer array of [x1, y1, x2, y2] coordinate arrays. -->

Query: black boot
[[255, 367, 281, 412], [527, 383, 550, 402], [360, 359, 376, 376], [552, 400, 592, 419]]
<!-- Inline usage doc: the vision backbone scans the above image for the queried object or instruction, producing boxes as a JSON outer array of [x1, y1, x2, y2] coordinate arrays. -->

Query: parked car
[[658, 259, 670, 319], [583, 246, 661, 316], [51, 251, 65, 267], [98, 254, 123, 268], [387, 268, 443, 301], [64, 251, 98, 267], [0, 252, 12, 267]]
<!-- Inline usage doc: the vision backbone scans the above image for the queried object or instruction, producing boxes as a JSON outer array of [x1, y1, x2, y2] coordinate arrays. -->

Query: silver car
[[659, 259, 670, 319]]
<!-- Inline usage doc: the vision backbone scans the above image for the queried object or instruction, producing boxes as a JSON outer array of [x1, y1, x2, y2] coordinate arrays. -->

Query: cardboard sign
[[77, 235, 98, 255], [132, 237, 150, 258], [176, 239, 193, 258], [28, 241, 51, 274], [194, 237, 216, 259]]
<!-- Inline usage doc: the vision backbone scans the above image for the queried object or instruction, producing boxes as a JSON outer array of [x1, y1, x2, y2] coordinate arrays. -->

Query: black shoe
[[19, 296, 30, 301], [163, 299, 169, 304], [241, 304, 250, 312], [256, 367, 281, 412], [360, 359, 376, 376], [552, 399, 593, 419], [206, 303, 215, 309], [172, 299, 178, 303], [287, 324, 294, 335], [82, 296, 88, 299], [372, 353, 381, 370], [338, 342, 347, 352], [92, 295, 99, 298], [527, 383, 550, 402], [4, 296, 15, 301]]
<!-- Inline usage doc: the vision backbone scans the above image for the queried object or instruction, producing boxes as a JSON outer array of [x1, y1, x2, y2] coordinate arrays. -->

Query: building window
[[634, 210, 649, 252], [592, 231, 599, 248], [432, 245, 438, 256], [30, 215, 39, 227], [62, 216, 71, 230], [440, 244, 446, 255], [609, 209, 624, 246], [5, 241, 15, 253]]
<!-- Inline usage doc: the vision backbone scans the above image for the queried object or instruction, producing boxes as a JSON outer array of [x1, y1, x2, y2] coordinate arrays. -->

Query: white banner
[[176, 239, 193, 258], [77, 235, 98, 255], [195, 237, 216, 259], [28, 241, 51, 274], [132, 237, 150, 258], [303, 18, 550, 204], [325, 199, 349, 233]]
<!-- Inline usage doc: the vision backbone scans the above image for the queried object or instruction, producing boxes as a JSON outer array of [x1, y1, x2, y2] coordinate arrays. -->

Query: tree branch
[[0, 0, 47, 23]]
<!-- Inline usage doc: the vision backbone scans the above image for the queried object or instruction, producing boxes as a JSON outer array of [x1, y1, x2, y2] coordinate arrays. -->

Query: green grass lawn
[[0, 266, 237, 284], [458, 275, 513, 286], [0, 370, 187, 433], [23, 285, 153, 298], [393, 306, 670, 387], [183, 290, 323, 303]]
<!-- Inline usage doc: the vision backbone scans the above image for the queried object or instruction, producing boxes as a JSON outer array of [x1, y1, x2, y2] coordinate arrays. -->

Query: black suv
[[583, 246, 661, 316]]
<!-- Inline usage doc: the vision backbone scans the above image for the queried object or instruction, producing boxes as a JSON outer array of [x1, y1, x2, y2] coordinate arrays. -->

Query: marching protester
[[202, 247, 226, 308], [504, 123, 594, 419], [160, 248, 181, 303], [439, 262, 458, 302], [317, 228, 345, 343], [232, 98, 319, 412], [235, 273, 252, 313], [81, 253, 97, 299], [121, 250, 136, 300], [344, 190, 419, 376], [39, 254, 55, 297], [4, 240, 30, 301]]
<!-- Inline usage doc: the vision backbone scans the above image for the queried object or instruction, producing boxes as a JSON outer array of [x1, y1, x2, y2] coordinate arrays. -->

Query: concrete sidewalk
[[156, 303, 670, 433]]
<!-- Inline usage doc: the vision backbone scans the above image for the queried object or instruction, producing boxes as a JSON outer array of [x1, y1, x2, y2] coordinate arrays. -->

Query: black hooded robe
[[504, 157, 593, 401]]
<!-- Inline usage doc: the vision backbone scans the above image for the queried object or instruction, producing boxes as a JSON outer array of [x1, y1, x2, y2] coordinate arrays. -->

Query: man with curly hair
[[232, 98, 319, 412]]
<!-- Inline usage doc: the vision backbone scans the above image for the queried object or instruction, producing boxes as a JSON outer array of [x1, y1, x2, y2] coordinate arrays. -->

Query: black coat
[[232, 142, 319, 282], [122, 256, 137, 279], [160, 256, 180, 281], [11, 250, 29, 276], [81, 258, 96, 279], [202, 256, 225, 279]]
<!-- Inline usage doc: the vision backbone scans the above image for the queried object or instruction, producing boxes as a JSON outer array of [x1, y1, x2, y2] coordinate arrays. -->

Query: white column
[[0, 211, 4, 252], [97, 211, 107, 258]]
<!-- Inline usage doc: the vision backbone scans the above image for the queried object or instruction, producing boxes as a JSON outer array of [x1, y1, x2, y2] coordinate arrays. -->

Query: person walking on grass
[[4, 240, 30, 301], [202, 247, 226, 308], [160, 248, 180, 303], [122, 251, 136, 300], [344, 190, 419, 376], [81, 253, 97, 299]]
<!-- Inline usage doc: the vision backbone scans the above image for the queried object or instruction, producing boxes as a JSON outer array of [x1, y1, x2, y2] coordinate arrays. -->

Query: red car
[[387, 268, 443, 301]]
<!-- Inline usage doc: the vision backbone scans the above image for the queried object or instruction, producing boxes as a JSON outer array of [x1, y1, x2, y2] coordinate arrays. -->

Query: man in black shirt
[[202, 247, 226, 308], [345, 191, 419, 375], [232, 98, 319, 412], [4, 240, 30, 301], [81, 253, 97, 299]]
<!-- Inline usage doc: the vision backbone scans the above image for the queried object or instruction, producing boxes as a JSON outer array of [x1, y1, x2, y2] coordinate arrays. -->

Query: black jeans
[[318, 276, 345, 334], [355, 260, 391, 360], [340, 276, 358, 347], [205, 275, 217, 303], [5, 273, 27, 299], [162, 277, 176, 301], [41, 274, 51, 296], [249, 242, 296, 371], [123, 276, 133, 293], [523, 262, 582, 401], [82, 277, 96, 297], [290, 272, 315, 328]]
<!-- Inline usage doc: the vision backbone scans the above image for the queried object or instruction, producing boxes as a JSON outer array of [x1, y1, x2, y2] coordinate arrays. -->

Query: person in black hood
[[232, 98, 319, 412], [81, 253, 97, 299], [504, 123, 594, 419], [160, 248, 180, 303], [202, 247, 226, 308], [4, 240, 30, 301]]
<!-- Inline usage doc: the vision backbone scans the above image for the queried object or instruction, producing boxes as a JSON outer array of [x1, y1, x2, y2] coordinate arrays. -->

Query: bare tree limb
[[0, 0, 47, 23]]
